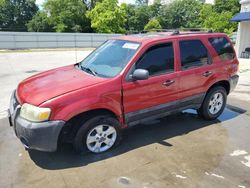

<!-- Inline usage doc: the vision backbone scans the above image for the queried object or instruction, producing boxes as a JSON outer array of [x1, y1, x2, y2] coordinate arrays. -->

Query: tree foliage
[[27, 11, 53, 32], [144, 18, 162, 31], [200, 1, 239, 34], [214, 0, 240, 15], [159, 0, 202, 29], [2, 0, 241, 34], [27, 0, 91, 32], [0, 0, 38, 31], [86, 0, 127, 33], [125, 0, 161, 32]]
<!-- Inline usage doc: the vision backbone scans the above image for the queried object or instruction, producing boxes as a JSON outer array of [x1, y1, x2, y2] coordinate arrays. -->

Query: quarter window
[[208, 37, 235, 60], [180, 40, 210, 70], [136, 43, 174, 76]]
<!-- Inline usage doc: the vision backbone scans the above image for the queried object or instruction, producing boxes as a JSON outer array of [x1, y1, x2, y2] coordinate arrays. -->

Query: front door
[[122, 41, 179, 125]]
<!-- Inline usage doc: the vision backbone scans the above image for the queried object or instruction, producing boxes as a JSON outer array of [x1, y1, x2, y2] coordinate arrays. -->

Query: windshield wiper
[[80, 65, 97, 76]]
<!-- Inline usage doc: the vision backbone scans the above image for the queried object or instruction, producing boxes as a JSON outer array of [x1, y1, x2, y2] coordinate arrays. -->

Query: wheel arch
[[207, 80, 230, 95], [58, 108, 121, 143]]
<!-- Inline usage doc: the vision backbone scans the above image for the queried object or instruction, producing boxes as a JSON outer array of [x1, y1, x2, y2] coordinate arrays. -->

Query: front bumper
[[229, 74, 239, 93], [8, 91, 65, 152]]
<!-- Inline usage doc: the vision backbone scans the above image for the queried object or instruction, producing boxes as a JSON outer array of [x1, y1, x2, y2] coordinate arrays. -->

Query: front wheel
[[197, 86, 227, 120], [73, 115, 121, 154]]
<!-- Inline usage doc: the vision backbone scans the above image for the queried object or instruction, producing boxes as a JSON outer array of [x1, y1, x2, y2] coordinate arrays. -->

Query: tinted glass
[[80, 40, 140, 78], [136, 43, 174, 76], [180, 40, 210, 70], [209, 37, 235, 60]]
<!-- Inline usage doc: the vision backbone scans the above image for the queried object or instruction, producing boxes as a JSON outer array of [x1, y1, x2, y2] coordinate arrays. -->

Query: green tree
[[125, 1, 161, 32], [44, 0, 91, 32], [86, 0, 127, 33], [0, 0, 38, 31], [159, 0, 202, 29], [27, 0, 91, 32], [144, 18, 162, 31], [200, 2, 238, 34], [214, 0, 240, 15], [127, 5, 151, 31], [27, 11, 52, 32]]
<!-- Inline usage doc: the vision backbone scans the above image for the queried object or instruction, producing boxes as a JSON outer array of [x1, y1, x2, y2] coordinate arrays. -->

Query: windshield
[[79, 40, 140, 78]]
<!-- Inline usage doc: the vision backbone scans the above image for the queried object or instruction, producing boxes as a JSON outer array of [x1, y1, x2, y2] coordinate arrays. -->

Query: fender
[[40, 77, 123, 123]]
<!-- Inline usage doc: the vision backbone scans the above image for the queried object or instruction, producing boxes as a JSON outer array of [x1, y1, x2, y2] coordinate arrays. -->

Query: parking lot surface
[[0, 50, 250, 188]]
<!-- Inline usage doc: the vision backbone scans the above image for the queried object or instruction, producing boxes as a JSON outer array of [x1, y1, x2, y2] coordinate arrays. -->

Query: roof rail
[[180, 28, 213, 32], [171, 30, 180, 35], [125, 28, 213, 35]]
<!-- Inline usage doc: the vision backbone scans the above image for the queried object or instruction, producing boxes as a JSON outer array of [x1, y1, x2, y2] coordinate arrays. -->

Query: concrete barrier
[[0, 32, 122, 49]]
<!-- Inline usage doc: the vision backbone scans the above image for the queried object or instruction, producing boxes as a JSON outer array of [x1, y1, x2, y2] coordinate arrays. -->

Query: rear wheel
[[73, 115, 121, 154], [197, 86, 227, 120]]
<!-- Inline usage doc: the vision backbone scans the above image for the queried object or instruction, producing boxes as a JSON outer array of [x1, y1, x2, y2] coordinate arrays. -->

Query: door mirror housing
[[130, 69, 149, 81]]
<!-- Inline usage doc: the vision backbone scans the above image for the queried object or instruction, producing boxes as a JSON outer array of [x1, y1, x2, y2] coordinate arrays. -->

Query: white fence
[[0, 32, 121, 49]]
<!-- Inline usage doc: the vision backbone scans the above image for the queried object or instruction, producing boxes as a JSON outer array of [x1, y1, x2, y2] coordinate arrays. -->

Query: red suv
[[9, 31, 239, 153]]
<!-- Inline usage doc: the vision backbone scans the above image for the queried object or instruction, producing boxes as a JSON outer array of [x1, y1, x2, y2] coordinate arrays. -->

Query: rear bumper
[[229, 75, 239, 93], [9, 90, 65, 152]]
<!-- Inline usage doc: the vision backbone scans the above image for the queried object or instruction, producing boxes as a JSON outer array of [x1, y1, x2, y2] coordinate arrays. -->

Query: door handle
[[163, 80, 175, 86], [202, 71, 213, 77]]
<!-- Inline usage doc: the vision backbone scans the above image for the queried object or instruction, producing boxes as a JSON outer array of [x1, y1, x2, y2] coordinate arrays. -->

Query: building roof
[[231, 12, 250, 22]]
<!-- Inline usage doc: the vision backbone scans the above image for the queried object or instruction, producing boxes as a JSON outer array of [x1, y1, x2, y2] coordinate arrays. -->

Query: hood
[[17, 64, 107, 106]]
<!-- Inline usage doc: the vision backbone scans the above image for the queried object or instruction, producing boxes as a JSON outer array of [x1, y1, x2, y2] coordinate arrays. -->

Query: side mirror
[[131, 69, 149, 81]]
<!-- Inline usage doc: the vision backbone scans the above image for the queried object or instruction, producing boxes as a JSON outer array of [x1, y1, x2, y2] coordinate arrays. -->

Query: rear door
[[177, 38, 216, 107], [122, 41, 179, 124]]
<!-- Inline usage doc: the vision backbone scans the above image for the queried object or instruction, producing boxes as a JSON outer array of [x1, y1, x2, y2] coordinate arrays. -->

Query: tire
[[197, 86, 227, 120], [73, 115, 121, 154]]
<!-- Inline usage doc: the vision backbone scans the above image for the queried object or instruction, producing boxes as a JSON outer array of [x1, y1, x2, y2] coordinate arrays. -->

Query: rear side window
[[136, 43, 174, 76], [180, 40, 210, 70], [208, 37, 235, 60]]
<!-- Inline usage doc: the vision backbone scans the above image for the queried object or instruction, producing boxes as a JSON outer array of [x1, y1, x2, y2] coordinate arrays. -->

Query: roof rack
[[180, 28, 213, 32], [125, 28, 213, 35], [171, 28, 213, 35]]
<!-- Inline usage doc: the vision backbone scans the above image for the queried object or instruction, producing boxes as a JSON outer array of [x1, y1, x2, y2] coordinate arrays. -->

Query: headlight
[[20, 103, 51, 122]]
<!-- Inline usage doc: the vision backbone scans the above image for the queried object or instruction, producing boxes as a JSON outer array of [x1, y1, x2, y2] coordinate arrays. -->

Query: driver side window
[[135, 43, 174, 76]]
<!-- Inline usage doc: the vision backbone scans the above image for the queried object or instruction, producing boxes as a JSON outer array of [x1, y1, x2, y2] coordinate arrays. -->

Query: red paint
[[16, 32, 239, 127]]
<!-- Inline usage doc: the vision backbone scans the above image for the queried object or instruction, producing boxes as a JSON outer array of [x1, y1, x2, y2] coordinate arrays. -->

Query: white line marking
[[175, 175, 187, 179], [238, 185, 246, 188], [211, 173, 225, 179], [230, 150, 248, 156], [241, 155, 250, 168]]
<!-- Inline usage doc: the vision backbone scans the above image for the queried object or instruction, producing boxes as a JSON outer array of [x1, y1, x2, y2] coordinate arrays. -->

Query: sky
[[35, 0, 214, 7]]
